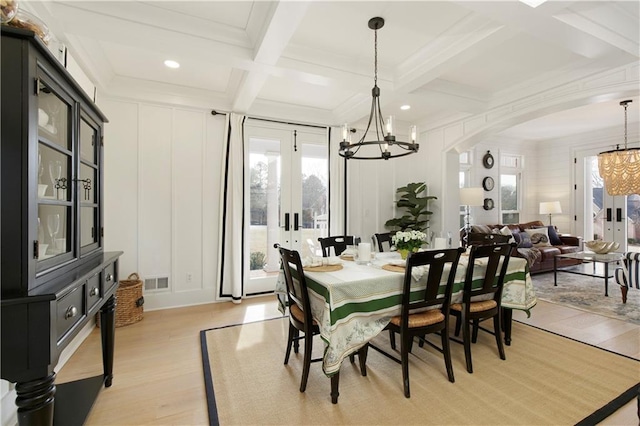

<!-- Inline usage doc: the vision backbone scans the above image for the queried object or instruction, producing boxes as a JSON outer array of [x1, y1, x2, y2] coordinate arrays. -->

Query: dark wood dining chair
[[278, 246, 321, 392], [450, 242, 515, 373], [373, 232, 393, 252], [367, 247, 465, 398], [318, 235, 359, 257]]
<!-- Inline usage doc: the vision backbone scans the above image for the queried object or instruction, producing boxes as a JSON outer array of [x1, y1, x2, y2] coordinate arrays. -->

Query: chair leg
[[472, 319, 479, 343], [358, 345, 368, 376], [462, 311, 473, 374], [299, 331, 314, 392], [389, 329, 396, 350], [441, 328, 455, 383], [284, 323, 295, 365], [400, 333, 411, 398], [493, 314, 506, 361], [621, 285, 628, 304], [293, 328, 300, 354], [454, 314, 461, 336]]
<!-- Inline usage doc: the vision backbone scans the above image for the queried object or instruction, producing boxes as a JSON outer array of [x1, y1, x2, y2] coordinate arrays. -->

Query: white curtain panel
[[219, 113, 246, 302]]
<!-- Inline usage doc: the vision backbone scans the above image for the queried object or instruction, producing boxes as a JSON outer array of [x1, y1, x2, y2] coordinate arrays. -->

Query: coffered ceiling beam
[[232, 1, 311, 112]]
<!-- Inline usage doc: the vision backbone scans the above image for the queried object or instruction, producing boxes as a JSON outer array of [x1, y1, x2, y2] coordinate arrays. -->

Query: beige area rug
[[201, 317, 639, 425]]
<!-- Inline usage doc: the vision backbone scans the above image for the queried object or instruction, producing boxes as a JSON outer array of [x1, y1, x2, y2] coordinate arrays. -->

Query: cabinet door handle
[[106, 273, 113, 282], [616, 208, 622, 222], [606, 208, 612, 222], [294, 213, 299, 231], [90, 287, 99, 297], [284, 213, 290, 231], [65, 306, 78, 319]]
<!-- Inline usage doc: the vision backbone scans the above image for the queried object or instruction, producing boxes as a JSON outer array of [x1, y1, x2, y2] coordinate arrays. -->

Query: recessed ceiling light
[[164, 60, 180, 69], [400, 105, 411, 110]]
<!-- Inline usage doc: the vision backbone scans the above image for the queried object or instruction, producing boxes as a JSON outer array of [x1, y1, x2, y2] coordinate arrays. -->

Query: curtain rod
[[210, 110, 327, 130]]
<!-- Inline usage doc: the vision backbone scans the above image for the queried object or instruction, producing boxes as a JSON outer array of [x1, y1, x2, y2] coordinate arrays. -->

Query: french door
[[578, 153, 640, 252], [244, 121, 329, 295]]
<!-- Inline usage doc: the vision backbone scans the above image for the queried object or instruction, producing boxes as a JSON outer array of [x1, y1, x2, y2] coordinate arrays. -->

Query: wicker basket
[[97, 272, 144, 328]]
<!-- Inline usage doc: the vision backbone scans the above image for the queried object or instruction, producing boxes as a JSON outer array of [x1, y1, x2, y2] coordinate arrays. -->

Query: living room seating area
[[469, 220, 583, 274]]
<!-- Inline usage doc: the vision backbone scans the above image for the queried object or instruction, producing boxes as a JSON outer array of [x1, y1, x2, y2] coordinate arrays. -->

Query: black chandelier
[[339, 17, 419, 160]]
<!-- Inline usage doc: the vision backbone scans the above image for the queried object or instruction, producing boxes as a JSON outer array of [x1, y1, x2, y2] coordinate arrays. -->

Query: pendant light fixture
[[598, 100, 640, 196], [339, 17, 419, 160]]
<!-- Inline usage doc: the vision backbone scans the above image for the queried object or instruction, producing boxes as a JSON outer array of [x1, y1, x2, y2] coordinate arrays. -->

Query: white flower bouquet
[[392, 230, 427, 252]]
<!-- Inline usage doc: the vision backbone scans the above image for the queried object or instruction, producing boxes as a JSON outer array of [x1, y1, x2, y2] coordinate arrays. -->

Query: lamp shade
[[460, 187, 484, 206], [539, 201, 562, 215]]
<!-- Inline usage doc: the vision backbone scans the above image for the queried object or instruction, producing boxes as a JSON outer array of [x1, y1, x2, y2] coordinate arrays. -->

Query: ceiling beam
[[232, 1, 312, 112]]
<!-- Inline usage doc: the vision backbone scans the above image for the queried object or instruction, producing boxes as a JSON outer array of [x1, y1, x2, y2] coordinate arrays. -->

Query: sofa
[[468, 220, 583, 274]]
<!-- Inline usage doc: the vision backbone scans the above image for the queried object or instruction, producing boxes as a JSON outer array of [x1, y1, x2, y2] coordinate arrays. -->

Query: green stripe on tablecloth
[[305, 268, 528, 327]]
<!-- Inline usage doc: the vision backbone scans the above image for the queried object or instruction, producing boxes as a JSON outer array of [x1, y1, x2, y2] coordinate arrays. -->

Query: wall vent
[[144, 276, 170, 291]]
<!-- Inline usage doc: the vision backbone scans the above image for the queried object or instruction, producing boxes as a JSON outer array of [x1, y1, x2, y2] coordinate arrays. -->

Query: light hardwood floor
[[57, 295, 639, 425]]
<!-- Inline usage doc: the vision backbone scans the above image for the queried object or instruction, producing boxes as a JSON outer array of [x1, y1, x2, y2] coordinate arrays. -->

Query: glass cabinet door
[[36, 76, 74, 268], [79, 114, 100, 254]]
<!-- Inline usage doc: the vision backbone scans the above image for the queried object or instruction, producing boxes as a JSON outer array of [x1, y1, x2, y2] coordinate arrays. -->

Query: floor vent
[[144, 276, 170, 291]]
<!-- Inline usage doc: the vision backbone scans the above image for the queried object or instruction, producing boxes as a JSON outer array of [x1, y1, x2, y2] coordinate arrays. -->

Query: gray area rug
[[532, 268, 640, 325]]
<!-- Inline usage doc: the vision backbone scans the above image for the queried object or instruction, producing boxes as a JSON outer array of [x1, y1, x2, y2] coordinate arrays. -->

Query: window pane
[[502, 213, 520, 224], [501, 174, 518, 211]]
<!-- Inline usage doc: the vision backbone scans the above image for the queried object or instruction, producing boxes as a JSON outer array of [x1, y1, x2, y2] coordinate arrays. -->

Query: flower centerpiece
[[392, 230, 427, 259]]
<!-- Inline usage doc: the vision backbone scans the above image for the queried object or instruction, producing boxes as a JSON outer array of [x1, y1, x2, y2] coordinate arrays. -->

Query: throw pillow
[[544, 225, 563, 246], [516, 232, 532, 248], [499, 226, 516, 244], [525, 228, 551, 247]]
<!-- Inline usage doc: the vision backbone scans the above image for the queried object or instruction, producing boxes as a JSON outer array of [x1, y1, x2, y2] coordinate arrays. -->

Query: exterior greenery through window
[[500, 154, 522, 224]]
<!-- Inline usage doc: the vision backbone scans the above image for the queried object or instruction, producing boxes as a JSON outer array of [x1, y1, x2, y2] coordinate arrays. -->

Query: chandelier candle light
[[339, 17, 419, 160], [598, 100, 640, 196]]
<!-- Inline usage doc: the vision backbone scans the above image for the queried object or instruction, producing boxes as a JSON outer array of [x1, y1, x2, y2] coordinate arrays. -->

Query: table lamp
[[539, 201, 561, 226], [460, 187, 485, 248]]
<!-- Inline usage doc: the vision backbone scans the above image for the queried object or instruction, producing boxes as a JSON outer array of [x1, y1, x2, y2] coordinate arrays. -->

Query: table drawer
[[56, 286, 85, 341], [103, 262, 116, 293], [86, 272, 101, 313]]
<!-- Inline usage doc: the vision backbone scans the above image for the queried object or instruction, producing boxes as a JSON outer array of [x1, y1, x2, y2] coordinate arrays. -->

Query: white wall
[[101, 99, 226, 310]]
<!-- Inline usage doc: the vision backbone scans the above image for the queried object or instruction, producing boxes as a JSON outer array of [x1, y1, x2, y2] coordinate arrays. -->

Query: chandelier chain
[[624, 101, 628, 149]]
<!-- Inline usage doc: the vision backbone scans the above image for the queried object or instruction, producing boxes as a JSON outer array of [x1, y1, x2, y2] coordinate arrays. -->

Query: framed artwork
[[483, 151, 494, 169], [482, 176, 494, 191]]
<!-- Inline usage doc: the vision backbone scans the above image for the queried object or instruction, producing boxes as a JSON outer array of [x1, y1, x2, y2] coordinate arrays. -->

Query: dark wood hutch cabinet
[[1, 26, 122, 425]]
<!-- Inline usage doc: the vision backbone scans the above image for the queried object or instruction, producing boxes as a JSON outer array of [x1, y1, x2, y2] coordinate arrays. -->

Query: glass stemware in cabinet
[[48, 160, 62, 199], [37, 153, 47, 198], [47, 213, 60, 253]]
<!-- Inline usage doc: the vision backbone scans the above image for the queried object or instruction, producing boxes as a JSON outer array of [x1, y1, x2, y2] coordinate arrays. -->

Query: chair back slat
[[278, 247, 313, 325], [402, 248, 465, 317], [464, 243, 515, 302], [318, 235, 358, 257], [374, 232, 393, 252]]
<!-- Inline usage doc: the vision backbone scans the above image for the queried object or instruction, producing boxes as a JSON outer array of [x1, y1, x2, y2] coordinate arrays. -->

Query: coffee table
[[554, 251, 624, 296]]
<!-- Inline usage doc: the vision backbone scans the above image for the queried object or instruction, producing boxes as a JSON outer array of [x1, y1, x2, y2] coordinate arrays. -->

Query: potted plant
[[385, 182, 436, 234], [392, 230, 428, 259]]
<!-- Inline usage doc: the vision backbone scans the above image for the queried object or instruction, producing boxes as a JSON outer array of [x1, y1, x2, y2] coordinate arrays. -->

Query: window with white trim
[[500, 154, 523, 224], [459, 151, 471, 228]]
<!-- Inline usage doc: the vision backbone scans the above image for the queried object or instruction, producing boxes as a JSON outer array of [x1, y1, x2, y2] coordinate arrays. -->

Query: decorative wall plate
[[482, 176, 494, 191], [483, 198, 494, 210], [483, 151, 494, 169]]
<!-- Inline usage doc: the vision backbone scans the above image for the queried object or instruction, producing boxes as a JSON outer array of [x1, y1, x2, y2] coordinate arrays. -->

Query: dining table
[[275, 252, 537, 403]]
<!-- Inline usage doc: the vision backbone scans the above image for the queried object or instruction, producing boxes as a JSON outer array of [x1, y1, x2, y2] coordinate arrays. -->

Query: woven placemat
[[382, 264, 405, 273], [304, 264, 343, 272], [339, 254, 355, 261]]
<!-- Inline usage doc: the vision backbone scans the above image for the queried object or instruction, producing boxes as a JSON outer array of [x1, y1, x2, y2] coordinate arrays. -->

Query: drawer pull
[[106, 273, 113, 282], [65, 306, 78, 319], [90, 287, 99, 297]]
